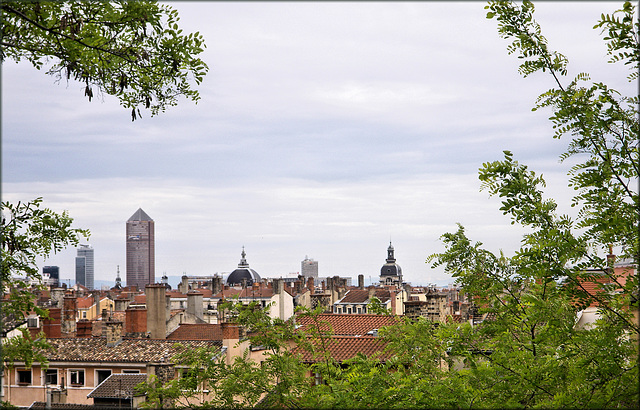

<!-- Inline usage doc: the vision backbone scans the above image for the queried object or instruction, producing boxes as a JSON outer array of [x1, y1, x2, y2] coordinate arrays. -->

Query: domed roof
[[380, 242, 402, 277], [227, 247, 261, 286]]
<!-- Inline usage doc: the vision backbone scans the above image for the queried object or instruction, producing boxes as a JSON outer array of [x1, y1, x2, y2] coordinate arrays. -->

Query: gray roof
[[128, 208, 153, 222], [88, 374, 147, 399]]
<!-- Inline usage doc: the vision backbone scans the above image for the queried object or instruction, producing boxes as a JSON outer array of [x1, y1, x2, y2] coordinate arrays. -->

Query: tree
[[1, 1, 208, 120], [426, 1, 638, 407], [1, 198, 90, 405], [1, 197, 90, 320]]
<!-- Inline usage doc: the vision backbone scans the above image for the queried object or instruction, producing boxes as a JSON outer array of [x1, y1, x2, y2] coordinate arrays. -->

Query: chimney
[[76, 319, 92, 337], [358, 274, 364, 289], [146, 284, 167, 339], [326, 277, 333, 292], [114, 297, 130, 311], [103, 319, 123, 346], [273, 279, 283, 295], [62, 296, 77, 334], [93, 292, 101, 320], [390, 289, 397, 315], [212, 276, 222, 295], [307, 277, 314, 293], [125, 307, 147, 337], [51, 288, 65, 308], [187, 291, 204, 320], [179, 275, 189, 294], [42, 307, 62, 338]]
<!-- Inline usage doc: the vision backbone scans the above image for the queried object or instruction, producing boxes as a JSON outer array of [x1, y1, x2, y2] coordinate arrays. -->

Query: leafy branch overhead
[[0, 1, 208, 120]]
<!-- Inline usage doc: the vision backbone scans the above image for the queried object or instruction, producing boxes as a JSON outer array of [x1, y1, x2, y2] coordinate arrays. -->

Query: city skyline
[[2, 2, 629, 287]]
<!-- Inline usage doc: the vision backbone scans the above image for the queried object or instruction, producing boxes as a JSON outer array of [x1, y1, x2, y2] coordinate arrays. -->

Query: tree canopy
[[1, 1, 208, 120]]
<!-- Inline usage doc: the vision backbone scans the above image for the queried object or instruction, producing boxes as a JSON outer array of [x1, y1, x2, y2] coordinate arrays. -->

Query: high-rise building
[[301, 256, 318, 279], [75, 244, 94, 289], [43, 266, 60, 287], [126, 208, 155, 290]]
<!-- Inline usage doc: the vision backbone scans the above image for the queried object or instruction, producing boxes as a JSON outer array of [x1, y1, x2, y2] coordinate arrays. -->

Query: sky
[[2, 1, 633, 289]]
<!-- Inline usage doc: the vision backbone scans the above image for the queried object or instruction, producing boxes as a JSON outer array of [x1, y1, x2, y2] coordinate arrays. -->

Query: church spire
[[238, 246, 249, 268], [387, 241, 396, 263]]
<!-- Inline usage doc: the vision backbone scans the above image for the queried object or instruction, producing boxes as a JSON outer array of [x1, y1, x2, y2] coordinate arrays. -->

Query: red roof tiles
[[167, 323, 223, 341], [295, 314, 399, 336], [292, 335, 390, 363]]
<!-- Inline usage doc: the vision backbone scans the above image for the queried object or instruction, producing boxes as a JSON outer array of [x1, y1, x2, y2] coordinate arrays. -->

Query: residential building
[[126, 208, 155, 290]]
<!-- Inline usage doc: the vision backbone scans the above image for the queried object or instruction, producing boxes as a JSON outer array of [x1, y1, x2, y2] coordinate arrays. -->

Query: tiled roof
[[167, 323, 223, 341], [88, 373, 147, 398], [337, 289, 391, 304], [292, 335, 390, 363], [213, 288, 275, 299], [30, 403, 104, 409], [295, 314, 399, 336], [36, 338, 221, 363], [76, 296, 94, 309]]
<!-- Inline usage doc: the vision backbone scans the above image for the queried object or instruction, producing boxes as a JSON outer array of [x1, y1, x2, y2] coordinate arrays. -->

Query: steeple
[[115, 265, 122, 288], [386, 241, 396, 263], [238, 246, 249, 268]]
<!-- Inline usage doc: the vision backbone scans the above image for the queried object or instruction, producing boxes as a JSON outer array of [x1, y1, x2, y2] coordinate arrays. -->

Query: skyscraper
[[301, 256, 318, 279], [43, 266, 59, 287], [126, 208, 155, 290], [75, 244, 94, 289]]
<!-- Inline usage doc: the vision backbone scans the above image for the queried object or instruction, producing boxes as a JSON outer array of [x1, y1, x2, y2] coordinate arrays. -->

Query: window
[[347, 307, 352, 314], [82, 311, 87, 319], [96, 369, 111, 385], [122, 369, 140, 374], [17, 369, 32, 385], [357, 307, 362, 314], [27, 317, 39, 328], [363, 306, 367, 313], [45, 369, 58, 385], [336, 307, 341, 313], [69, 369, 85, 386]]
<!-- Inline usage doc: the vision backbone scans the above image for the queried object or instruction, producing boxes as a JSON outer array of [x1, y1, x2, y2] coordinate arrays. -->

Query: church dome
[[227, 247, 261, 286], [380, 242, 402, 277]]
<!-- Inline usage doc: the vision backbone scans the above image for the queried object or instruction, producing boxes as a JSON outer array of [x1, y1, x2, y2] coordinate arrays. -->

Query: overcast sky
[[2, 1, 632, 288]]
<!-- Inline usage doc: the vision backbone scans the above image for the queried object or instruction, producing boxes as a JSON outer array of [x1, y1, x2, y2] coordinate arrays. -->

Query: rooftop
[[87, 373, 147, 399], [30, 338, 221, 363]]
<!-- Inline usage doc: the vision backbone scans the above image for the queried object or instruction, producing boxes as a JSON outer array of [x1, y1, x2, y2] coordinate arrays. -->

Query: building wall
[[3, 364, 146, 407]]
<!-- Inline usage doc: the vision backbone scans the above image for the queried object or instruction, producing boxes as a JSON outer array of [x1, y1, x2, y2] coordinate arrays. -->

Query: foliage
[[1, 197, 90, 320], [366, 296, 391, 315], [1, 1, 208, 120], [1, 329, 51, 370], [425, 1, 639, 407]]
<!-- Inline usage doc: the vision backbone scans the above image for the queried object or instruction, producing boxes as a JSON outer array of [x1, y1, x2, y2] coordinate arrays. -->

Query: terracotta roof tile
[[337, 289, 391, 304], [292, 335, 390, 363], [295, 314, 399, 336], [167, 323, 223, 341], [88, 373, 147, 398], [38, 338, 221, 363]]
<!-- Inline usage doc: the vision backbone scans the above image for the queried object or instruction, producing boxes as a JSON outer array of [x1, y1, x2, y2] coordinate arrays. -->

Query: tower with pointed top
[[380, 242, 403, 286], [126, 208, 155, 290]]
